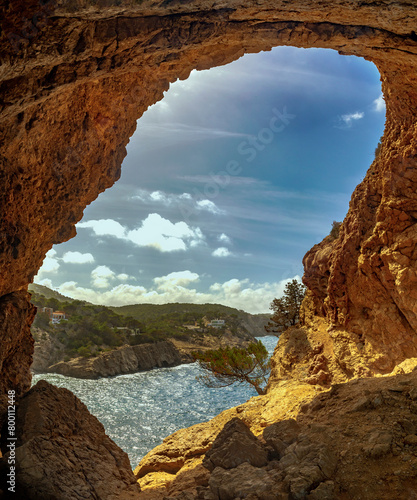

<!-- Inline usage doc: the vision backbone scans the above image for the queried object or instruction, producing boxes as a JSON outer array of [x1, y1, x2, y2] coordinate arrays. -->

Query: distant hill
[[28, 283, 80, 303], [111, 303, 270, 337], [28, 284, 271, 337]]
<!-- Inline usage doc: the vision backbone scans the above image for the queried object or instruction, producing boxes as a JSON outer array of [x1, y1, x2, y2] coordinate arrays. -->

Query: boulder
[[263, 419, 301, 457], [208, 462, 286, 500], [0, 380, 140, 499], [202, 418, 268, 472]]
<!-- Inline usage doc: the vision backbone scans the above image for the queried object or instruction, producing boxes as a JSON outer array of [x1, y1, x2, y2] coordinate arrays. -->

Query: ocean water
[[32, 336, 278, 468]]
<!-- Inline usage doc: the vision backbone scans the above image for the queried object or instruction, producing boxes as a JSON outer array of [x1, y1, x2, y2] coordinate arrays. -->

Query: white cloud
[[154, 270, 200, 291], [91, 265, 115, 289], [127, 213, 204, 252], [339, 111, 364, 128], [62, 251, 95, 264], [34, 278, 53, 288], [77, 219, 126, 238], [218, 233, 232, 245], [54, 275, 302, 313], [36, 249, 60, 276], [117, 273, 131, 281], [212, 247, 233, 258], [58, 282, 148, 305], [373, 94, 386, 112], [150, 191, 167, 202], [35, 248, 96, 281], [196, 199, 224, 214], [133, 189, 223, 217], [134, 189, 192, 206], [76, 214, 205, 253]]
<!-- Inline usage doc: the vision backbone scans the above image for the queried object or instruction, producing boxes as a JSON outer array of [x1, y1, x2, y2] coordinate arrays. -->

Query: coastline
[[32, 333, 252, 379]]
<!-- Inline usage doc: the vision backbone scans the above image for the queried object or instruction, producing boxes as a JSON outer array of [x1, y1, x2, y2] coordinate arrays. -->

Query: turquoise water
[[32, 336, 278, 468]]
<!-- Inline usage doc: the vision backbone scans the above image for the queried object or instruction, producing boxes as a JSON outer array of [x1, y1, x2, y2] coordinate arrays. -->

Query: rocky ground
[[0, 380, 140, 499], [135, 367, 417, 500]]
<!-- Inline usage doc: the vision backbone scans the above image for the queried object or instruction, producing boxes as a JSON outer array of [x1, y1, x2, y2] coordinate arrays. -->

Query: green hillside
[[29, 284, 271, 346], [28, 283, 80, 303], [28, 285, 271, 363], [111, 303, 270, 337], [111, 302, 249, 323]]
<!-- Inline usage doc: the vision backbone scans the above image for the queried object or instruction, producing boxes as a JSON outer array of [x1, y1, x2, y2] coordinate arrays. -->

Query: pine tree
[[192, 340, 270, 395], [265, 279, 306, 335]]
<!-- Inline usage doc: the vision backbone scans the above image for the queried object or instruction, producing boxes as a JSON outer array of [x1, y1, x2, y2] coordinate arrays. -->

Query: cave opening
[[30, 46, 386, 468], [34, 46, 385, 314], [3, 2, 417, 497]]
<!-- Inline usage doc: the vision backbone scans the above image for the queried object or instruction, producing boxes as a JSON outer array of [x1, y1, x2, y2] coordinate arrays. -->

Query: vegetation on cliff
[[30, 285, 258, 363], [31, 291, 143, 359]]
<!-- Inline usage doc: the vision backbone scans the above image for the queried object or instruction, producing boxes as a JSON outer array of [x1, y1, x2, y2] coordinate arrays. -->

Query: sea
[[32, 336, 278, 469]]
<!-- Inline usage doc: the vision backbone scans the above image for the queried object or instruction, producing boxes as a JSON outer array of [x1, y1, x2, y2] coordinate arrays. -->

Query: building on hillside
[[40, 307, 54, 317], [51, 311, 66, 324], [115, 327, 141, 336], [183, 321, 200, 330], [208, 319, 225, 329]]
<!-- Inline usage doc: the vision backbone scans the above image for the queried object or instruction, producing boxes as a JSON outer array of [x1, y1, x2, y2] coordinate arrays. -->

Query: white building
[[51, 311, 66, 324], [208, 319, 225, 328]]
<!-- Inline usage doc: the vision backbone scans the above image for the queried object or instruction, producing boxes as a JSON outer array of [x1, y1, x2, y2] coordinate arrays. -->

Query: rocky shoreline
[[31, 332, 251, 379], [41, 341, 185, 379]]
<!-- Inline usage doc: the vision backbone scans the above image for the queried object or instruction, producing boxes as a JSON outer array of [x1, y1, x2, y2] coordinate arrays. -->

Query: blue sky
[[35, 47, 385, 313]]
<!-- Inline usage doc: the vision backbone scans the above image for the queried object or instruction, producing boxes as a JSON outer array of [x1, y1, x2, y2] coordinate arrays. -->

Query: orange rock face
[[1, 1, 417, 393]]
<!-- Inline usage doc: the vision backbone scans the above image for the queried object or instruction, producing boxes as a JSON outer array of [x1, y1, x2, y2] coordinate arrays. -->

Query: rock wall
[[0, 292, 35, 428], [31, 328, 66, 373]]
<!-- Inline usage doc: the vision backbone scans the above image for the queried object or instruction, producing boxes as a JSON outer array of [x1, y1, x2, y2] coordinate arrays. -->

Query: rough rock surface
[[0, 380, 140, 499], [138, 369, 417, 499], [46, 340, 184, 378], [202, 417, 268, 472], [31, 328, 66, 373], [0, 291, 35, 427], [134, 379, 321, 495]]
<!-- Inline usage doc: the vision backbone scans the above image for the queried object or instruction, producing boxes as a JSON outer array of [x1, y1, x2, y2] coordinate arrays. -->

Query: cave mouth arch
[[34, 46, 385, 316], [26, 47, 380, 468], [1, 0, 417, 404], [2, 3, 417, 497]]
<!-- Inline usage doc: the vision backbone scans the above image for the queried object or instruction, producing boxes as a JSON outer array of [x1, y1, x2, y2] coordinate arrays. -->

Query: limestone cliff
[[31, 327, 66, 373], [46, 341, 184, 379]]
